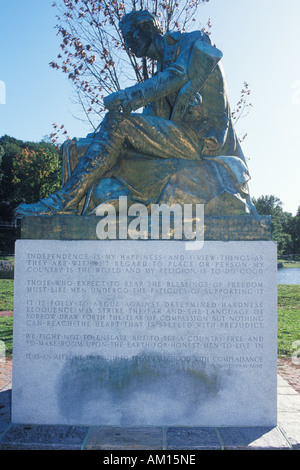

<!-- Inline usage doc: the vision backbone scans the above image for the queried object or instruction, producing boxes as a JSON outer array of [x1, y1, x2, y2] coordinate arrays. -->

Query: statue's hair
[[119, 10, 163, 36]]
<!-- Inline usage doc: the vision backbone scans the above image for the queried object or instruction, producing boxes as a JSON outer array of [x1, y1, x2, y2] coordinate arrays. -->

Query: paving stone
[[0, 424, 89, 450], [277, 358, 300, 394], [277, 415, 300, 449], [84, 426, 163, 450], [166, 427, 222, 449], [277, 394, 300, 413], [277, 384, 299, 395], [1, 364, 300, 450], [0, 360, 12, 393], [218, 426, 291, 450]]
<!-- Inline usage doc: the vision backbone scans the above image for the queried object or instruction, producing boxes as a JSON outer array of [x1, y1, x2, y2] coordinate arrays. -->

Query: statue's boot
[[15, 193, 80, 216], [15, 119, 121, 216]]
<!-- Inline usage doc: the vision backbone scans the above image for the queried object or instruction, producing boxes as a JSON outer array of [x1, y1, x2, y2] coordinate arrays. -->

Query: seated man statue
[[16, 10, 257, 217]]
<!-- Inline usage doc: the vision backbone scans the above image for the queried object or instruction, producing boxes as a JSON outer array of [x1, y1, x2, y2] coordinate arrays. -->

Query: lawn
[[0, 315, 13, 356], [0, 279, 14, 311], [0, 282, 299, 359], [277, 284, 300, 356], [278, 255, 300, 269], [0, 280, 14, 357]]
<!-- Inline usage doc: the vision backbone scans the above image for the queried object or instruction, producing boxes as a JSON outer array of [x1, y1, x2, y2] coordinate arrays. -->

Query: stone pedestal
[[20, 215, 271, 241], [12, 235, 277, 426]]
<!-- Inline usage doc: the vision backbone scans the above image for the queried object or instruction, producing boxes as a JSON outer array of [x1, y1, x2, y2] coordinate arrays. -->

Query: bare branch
[[51, 0, 211, 128]]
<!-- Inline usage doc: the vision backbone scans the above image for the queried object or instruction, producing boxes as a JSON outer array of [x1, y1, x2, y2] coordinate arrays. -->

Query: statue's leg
[[122, 114, 202, 160], [15, 112, 129, 215], [15, 112, 200, 216]]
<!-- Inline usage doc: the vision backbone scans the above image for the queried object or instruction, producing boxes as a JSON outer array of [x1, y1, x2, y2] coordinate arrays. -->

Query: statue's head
[[119, 10, 163, 37], [119, 10, 163, 58]]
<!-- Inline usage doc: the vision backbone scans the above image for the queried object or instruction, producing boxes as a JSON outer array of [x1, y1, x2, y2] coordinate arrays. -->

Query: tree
[[252, 195, 295, 256], [0, 136, 62, 218], [231, 81, 253, 142], [0, 136, 24, 214], [285, 207, 300, 255], [0, 145, 3, 176], [12, 147, 62, 204], [50, 0, 211, 138]]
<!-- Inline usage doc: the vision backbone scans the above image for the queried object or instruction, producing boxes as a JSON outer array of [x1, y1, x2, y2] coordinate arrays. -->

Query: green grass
[[278, 259, 300, 268], [278, 255, 300, 268], [0, 316, 13, 356], [0, 280, 14, 357], [0, 282, 299, 359], [277, 284, 300, 356], [0, 279, 14, 311]]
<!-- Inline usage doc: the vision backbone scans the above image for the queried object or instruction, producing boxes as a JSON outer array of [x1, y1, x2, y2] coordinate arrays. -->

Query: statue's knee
[[104, 110, 126, 125], [99, 111, 132, 137]]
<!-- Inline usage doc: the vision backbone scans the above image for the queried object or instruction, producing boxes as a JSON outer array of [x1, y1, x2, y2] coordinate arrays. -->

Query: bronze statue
[[16, 10, 257, 217]]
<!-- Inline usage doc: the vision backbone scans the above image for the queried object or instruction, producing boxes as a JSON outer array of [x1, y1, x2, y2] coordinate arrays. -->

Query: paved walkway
[[0, 357, 300, 450], [278, 357, 300, 394]]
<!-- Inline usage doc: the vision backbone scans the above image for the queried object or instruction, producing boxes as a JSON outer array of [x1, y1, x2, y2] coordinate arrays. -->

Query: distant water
[[277, 267, 300, 285]]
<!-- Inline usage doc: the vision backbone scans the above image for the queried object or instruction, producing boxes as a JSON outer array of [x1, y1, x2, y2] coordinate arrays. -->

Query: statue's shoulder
[[164, 29, 213, 47]]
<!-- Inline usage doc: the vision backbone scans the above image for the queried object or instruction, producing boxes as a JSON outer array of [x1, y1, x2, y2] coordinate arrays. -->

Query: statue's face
[[123, 26, 152, 58]]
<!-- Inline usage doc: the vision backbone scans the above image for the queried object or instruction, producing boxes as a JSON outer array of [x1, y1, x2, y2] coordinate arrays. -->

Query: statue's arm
[[104, 61, 189, 113], [104, 36, 222, 116], [123, 62, 189, 111]]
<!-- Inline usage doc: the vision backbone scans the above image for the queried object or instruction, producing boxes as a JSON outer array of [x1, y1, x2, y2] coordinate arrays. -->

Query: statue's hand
[[103, 90, 132, 114]]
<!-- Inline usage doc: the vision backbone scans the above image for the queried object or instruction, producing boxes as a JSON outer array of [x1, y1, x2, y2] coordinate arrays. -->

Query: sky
[[0, 0, 299, 215]]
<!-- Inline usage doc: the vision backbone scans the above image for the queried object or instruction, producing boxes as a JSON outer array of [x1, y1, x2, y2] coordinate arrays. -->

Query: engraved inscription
[[14, 241, 275, 370]]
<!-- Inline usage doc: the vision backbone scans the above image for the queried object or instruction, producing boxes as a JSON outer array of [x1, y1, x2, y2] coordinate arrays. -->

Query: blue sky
[[0, 0, 299, 215]]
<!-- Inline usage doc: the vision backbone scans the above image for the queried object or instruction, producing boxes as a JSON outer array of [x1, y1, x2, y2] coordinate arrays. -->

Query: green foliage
[[0, 136, 23, 215], [12, 146, 62, 203], [287, 207, 300, 254], [0, 135, 62, 215], [253, 195, 299, 257], [0, 144, 4, 175]]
